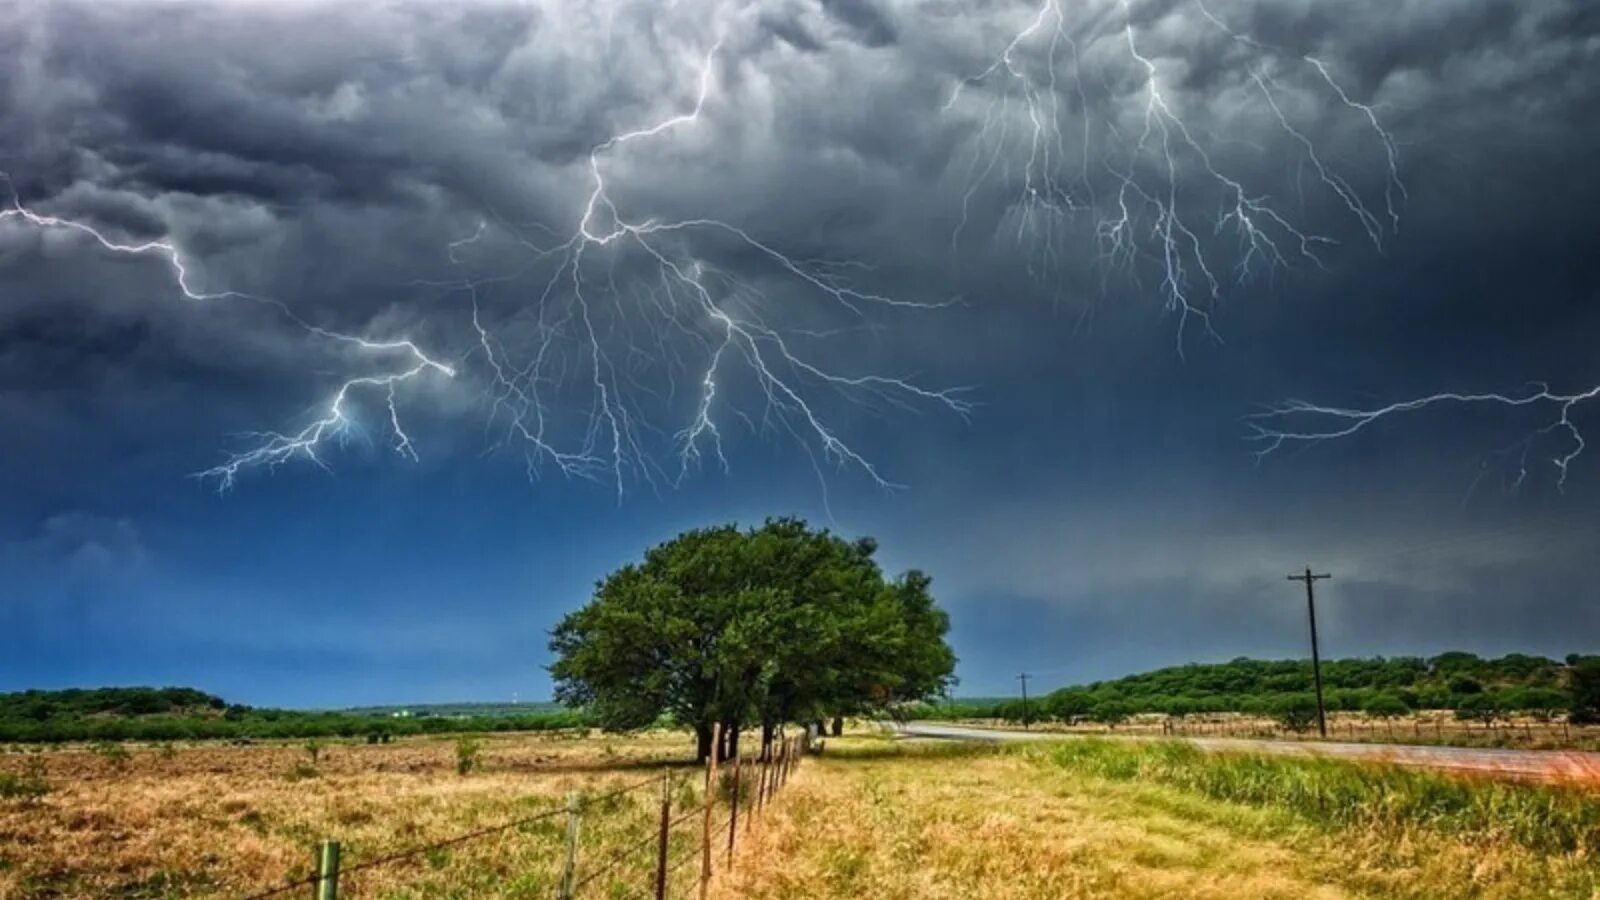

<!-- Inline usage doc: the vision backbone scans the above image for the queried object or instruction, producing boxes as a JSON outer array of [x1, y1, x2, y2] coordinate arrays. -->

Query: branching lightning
[[1248, 385, 1600, 491], [944, 0, 1404, 349], [0, 176, 456, 490], [444, 41, 971, 501], [1, 34, 969, 498]]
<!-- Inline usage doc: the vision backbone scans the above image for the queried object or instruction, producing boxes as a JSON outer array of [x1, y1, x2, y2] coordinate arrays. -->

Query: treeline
[[0, 687, 591, 744], [903, 653, 1600, 726]]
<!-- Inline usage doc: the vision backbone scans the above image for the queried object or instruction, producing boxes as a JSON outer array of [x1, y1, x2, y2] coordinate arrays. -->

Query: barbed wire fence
[[241, 724, 812, 900]]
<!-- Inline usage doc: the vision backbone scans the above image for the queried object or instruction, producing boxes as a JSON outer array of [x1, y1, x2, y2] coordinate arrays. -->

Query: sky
[[2, 0, 1598, 707]]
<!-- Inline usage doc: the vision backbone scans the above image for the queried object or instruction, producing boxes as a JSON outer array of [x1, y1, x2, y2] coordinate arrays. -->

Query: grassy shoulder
[[715, 735, 1600, 899]]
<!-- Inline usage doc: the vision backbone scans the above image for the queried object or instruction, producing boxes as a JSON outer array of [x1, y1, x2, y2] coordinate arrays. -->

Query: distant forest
[[0, 687, 588, 743], [908, 652, 1600, 725]]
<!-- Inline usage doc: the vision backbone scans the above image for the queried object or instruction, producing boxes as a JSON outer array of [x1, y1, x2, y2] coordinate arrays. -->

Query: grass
[[1046, 738, 1600, 856], [0, 731, 715, 898], [9, 727, 1599, 898], [713, 734, 1600, 899]]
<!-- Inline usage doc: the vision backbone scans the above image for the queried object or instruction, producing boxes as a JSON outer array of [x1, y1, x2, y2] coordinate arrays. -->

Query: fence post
[[726, 750, 742, 866], [700, 722, 720, 900], [314, 840, 340, 900], [654, 775, 671, 900], [558, 792, 581, 900], [755, 749, 768, 815]]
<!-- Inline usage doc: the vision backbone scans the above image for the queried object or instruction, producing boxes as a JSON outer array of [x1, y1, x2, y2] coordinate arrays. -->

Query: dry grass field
[[0, 732, 717, 898], [7, 729, 1600, 898], [715, 735, 1600, 900]]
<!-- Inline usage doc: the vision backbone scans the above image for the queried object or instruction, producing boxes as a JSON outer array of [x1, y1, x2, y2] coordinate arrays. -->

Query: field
[[7, 729, 1600, 898], [719, 735, 1600, 900], [0, 732, 729, 898]]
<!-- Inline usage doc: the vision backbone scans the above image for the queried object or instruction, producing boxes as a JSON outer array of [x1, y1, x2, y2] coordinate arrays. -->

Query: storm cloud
[[1, 0, 1597, 703]]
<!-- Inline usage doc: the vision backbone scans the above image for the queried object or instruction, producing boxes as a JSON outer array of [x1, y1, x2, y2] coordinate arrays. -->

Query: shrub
[[1361, 693, 1410, 719], [92, 741, 131, 769], [455, 736, 483, 775], [1274, 694, 1321, 732], [0, 758, 51, 803]]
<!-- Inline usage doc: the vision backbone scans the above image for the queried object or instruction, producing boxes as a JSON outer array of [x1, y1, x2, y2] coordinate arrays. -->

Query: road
[[898, 722, 1600, 784]]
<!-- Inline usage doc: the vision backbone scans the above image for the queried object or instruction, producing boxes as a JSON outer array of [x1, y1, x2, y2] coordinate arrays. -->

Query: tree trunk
[[718, 723, 741, 762], [760, 721, 776, 760], [694, 723, 713, 763], [830, 716, 844, 737]]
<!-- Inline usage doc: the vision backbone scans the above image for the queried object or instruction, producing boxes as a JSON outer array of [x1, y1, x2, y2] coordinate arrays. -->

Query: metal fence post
[[558, 792, 581, 900], [314, 840, 340, 900], [654, 774, 671, 900]]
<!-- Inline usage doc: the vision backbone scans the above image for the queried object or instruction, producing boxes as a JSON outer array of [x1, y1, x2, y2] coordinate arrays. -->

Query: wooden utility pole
[[1016, 673, 1032, 731], [700, 722, 720, 900], [1287, 567, 1333, 738]]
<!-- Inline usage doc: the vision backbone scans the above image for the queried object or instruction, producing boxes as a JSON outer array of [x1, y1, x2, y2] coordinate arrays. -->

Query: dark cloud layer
[[1, 0, 1597, 704]]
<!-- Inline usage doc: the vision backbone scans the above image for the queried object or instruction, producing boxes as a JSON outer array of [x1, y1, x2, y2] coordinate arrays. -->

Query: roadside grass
[[715, 734, 1600, 900], [1044, 738, 1600, 857]]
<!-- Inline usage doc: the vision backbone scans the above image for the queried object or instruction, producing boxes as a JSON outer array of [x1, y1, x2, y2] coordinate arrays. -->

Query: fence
[[242, 725, 811, 899]]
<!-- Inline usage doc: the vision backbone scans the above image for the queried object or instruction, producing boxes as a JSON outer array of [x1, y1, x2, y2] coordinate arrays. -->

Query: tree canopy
[[548, 518, 955, 759]]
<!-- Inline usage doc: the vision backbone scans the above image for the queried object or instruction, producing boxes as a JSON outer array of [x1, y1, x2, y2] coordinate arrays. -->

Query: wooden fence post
[[700, 722, 720, 900], [654, 775, 671, 900], [314, 840, 340, 900], [558, 792, 581, 900], [726, 750, 742, 866]]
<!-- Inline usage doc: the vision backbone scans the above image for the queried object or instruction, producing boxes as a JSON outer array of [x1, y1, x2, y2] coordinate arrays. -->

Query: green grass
[[1041, 739, 1600, 857]]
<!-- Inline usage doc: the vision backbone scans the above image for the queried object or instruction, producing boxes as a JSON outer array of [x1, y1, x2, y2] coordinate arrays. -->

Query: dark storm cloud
[[2, 0, 1598, 699]]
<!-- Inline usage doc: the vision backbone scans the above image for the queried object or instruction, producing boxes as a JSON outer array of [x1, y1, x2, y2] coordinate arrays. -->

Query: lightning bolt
[[2, 35, 970, 498], [0, 177, 456, 491], [1248, 385, 1600, 491], [943, 0, 1404, 350], [446, 40, 972, 501]]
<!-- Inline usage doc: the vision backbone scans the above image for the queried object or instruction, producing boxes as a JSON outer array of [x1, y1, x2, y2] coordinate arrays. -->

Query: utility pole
[[1287, 567, 1333, 739], [1016, 673, 1032, 731]]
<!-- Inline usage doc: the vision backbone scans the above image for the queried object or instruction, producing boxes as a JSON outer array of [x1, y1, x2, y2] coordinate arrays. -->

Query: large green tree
[[548, 519, 955, 760]]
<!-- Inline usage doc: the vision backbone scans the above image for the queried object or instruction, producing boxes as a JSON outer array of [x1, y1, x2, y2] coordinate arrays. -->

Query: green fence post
[[314, 840, 340, 900]]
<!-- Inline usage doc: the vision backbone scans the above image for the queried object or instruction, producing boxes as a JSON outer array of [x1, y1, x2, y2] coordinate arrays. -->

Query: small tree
[[1361, 693, 1409, 720], [1274, 694, 1320, 733], [1568, 659, 1600, 724], [1090, 701, 1131, 729], [1518, 687, 1569, 722]]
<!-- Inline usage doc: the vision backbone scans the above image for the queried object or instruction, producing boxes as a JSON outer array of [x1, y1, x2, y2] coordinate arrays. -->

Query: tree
[[1045, 689, 1094, 723], [1361, 693, 1409, 720], [548, 519, 955, 760], [1090, 701, 1131, 728], [1514, 688, 1568, 722], [1274, 694, 1321, 733], [1568, 659, 1600, 724]]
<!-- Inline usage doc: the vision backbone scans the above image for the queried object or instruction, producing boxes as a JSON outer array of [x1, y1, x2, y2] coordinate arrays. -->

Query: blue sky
[[2, 0, 1598, 707]]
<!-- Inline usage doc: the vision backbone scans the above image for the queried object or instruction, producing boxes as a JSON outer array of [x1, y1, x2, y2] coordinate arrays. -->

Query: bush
[[0, 758, 51, 802], [1361, 693, 1410, 719], [455, 736, 483, 775], [1274, 694, 1321, 732], [92, 741, 131, 769]]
